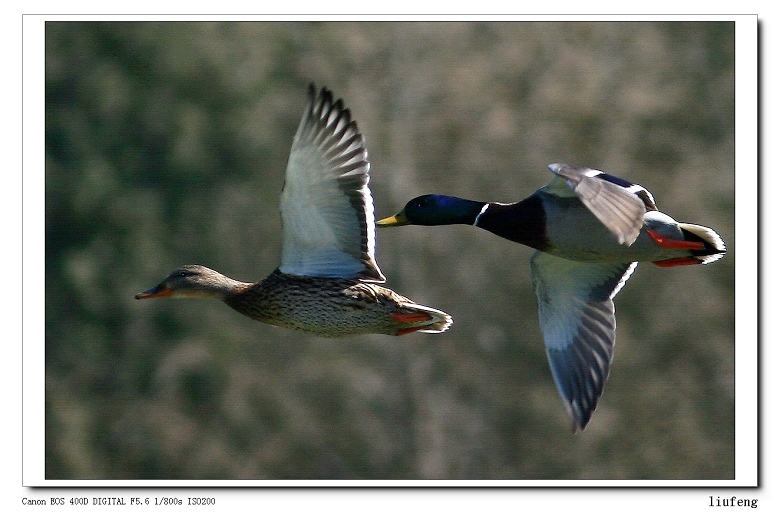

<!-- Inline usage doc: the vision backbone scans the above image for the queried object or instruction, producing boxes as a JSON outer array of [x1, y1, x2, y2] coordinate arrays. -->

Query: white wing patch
[[279, 86, 385, 282]]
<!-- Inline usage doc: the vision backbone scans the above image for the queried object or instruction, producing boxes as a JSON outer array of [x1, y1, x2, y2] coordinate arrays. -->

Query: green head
[[377, 194, 486, 227]]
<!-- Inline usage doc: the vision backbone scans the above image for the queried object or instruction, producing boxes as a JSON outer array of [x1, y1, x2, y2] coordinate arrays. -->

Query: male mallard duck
[[377, 163, 725, 431], [136, 84, 451, 337]]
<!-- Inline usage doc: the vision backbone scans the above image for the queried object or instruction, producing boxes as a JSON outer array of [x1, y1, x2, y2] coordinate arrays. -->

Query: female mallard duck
[[136, 84, 451, 337], [377, 163, 725, 431]]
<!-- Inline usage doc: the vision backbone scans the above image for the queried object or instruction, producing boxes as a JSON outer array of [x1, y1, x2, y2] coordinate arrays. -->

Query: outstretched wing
[[279, 84, 385, 282], [530, 251, 636, 432], [545, 163, 653, 246]]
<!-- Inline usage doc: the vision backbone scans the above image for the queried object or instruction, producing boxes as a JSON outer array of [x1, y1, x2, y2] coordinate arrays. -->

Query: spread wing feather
[[279, 85, 385, 282], [531, 251, 636, 432]]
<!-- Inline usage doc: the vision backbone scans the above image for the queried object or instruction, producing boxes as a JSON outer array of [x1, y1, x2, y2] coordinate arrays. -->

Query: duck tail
[[678, 223, 727, 264], [392, 305, 453, 335]]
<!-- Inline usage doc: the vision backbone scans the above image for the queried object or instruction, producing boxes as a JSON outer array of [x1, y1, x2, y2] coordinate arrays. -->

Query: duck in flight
[[377, 163, 725, 431], [136, 84, 451, 337]]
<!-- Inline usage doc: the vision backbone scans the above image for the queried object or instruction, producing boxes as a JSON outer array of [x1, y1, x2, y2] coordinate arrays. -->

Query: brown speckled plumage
[[135, 84, 452, 338], [224, 269, 450, 337], [137, 265, 451, 337]]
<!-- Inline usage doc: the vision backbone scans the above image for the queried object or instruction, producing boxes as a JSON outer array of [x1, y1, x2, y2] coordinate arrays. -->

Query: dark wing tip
[[291, 83, 383, 281]]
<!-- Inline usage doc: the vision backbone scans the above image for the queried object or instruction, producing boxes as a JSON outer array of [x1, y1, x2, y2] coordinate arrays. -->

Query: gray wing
[[545, 163, 648, 246], [530, 251, 637, 432], [279, 84, 385, 282]]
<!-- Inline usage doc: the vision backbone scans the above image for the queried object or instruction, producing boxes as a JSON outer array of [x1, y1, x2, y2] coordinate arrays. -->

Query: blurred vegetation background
[[45, 21, 735, 480]]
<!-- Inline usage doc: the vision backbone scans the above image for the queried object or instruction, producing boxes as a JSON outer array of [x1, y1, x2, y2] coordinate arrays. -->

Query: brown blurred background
[[45, 21, 735, 480]]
